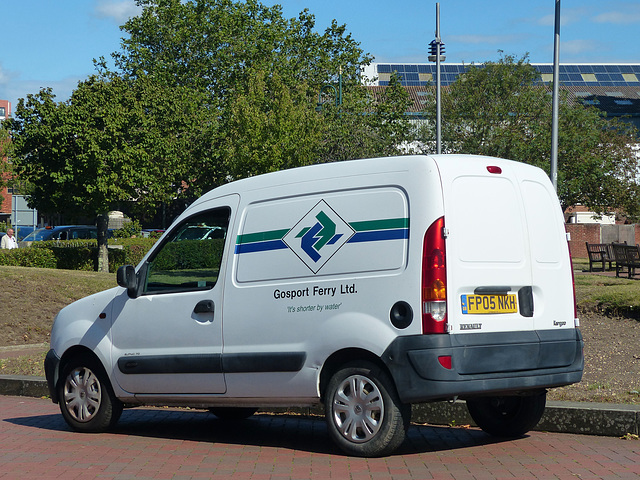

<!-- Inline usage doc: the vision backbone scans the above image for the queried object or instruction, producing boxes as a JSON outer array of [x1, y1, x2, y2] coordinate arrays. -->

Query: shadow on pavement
[[4, 407, 514, 456]]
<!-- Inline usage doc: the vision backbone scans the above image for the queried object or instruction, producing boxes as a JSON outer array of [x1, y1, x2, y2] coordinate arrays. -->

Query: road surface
[[1, 395, 639, 479]]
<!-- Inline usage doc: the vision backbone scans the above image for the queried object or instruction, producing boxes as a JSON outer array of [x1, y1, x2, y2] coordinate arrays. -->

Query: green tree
[[115, 0, 369, 100], [5, 0, 415, 275], [220, 69, 322, 179], [316, 72, 414, 162], [108, 0, 375, 189], [420, 54, 640, 216], [5, 76, 210, 271], [0, 125, 11, 212]]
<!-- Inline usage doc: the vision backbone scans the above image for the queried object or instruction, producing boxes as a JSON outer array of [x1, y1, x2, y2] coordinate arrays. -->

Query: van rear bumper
[[381, 328, 584, 404]]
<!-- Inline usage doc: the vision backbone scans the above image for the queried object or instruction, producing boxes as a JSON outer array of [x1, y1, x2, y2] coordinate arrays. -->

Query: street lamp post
[[428, 3, 445, 155], [316, 85, 338, 112], [316, 67, 343, 112], [550, 0, 561, 192]]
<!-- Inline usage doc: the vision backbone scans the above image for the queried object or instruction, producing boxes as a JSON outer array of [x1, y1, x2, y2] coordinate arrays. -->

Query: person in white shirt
[[1, 228, 18, 249]]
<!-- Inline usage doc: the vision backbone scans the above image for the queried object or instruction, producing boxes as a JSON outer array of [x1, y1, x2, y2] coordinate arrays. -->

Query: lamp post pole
[[551, 0, 561, 192], [435, 3, 442, 155], [316, 68, 343, 112], [429, 4, 445, 154]]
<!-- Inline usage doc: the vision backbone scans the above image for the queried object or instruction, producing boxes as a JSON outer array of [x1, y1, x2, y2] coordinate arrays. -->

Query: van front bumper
[[44, 349, 60, 404], [381, 328, 584, 404]]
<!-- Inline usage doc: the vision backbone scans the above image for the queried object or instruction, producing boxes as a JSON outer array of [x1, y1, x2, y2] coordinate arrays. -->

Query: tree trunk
[[97, 213, 110, 273]]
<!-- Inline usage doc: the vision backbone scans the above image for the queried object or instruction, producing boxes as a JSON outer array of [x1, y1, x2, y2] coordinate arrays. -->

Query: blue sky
[[1, 0, 639, 111]]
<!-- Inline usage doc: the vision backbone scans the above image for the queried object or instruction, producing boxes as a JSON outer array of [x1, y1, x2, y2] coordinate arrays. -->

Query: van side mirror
[[117, 265, 138, 298]]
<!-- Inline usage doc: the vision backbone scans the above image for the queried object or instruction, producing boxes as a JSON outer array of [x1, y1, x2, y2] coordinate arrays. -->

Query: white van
[[45, 155, 583, 457]]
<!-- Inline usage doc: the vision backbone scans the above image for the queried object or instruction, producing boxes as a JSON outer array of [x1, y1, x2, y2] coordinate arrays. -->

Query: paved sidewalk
[[1, 371, 640, 439], [1, 395, 640, 480]]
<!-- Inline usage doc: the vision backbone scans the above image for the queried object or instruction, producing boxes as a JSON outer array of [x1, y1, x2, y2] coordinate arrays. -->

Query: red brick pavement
[[1, 395, 640, 480]]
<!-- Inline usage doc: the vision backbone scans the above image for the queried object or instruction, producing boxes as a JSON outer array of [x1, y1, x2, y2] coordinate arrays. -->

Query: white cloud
[[561, 39, 600, 56], [0, 64, 10, 86], [537, 7, 588, 27], [593, 9, 640, 24], [0, 75, 84, 109], [449, 34, 524, 46], [94, 0, 142, 23]]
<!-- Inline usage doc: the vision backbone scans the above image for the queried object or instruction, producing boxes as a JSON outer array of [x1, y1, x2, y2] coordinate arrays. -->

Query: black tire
[[324, 361, 410, 457], [466, 391, 547, 437], [57, 355, 123, 433], [208, 407, 258, 420]]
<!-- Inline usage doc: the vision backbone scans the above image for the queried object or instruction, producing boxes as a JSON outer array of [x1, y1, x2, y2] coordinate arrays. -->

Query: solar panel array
[[373, 63, 640, 88]]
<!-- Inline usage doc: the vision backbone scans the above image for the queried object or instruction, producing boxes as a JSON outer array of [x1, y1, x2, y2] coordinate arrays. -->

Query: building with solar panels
[[362, 63, 640, 132]]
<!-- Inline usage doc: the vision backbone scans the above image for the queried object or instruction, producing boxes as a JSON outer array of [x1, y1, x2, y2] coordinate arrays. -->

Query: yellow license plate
[[461, 294, 518, 314]]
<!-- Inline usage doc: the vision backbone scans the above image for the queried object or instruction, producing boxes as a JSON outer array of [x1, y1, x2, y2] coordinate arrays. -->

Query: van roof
[[190, 154, 546, 210]]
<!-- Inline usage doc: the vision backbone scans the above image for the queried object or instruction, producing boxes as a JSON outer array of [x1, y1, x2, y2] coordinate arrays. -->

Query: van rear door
[[517, 168, 575, 332], [435, 155, 572, 335]]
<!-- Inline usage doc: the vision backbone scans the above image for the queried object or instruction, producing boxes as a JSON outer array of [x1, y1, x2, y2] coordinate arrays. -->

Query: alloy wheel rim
[[332, 374, 384, 443], [63, 367, 102, 423]]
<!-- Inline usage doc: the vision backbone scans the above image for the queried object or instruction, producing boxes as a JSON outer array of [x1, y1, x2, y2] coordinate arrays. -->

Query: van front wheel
[[58, 356, 122, 433], [325, 361, 410, 457], [466, 392, 546, 437]]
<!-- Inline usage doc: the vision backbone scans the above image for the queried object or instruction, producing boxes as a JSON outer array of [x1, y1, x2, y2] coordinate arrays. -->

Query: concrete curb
[[411, 400, 640, 437], [2, 374, 639, 437], [0, 375, 50, 398]]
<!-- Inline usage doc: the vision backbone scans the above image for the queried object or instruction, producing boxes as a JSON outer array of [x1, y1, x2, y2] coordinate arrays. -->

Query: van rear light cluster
[[422, 216, 447, 334]]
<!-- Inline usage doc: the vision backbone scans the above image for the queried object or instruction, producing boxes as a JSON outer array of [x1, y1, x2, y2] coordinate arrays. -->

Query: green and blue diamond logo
[[283, 200, 355, 273]]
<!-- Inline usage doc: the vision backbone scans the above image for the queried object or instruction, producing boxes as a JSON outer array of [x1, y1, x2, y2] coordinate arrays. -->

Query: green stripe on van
[[236, 229, 290, 245], [350, 218, 409, 232]]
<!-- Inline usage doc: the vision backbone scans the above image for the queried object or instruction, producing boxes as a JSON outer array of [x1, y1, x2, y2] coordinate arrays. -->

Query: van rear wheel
[[58, 356, 122, 433], [466, 392, 546, 437], [325, 361, 410, 457]]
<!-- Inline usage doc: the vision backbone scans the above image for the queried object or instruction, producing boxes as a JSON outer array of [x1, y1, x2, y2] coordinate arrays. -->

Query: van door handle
[[518, 286, 534, 317], [474, 286, 511, 295], [194, 300, 214, 314]]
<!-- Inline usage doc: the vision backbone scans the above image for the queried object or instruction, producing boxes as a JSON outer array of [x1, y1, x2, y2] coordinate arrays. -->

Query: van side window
[[143, 208, 230, 294]]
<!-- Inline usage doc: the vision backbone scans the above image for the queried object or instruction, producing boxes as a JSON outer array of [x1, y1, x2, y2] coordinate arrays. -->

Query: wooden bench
[[585, 242, 615, 272], [611, 243, 640, 278]]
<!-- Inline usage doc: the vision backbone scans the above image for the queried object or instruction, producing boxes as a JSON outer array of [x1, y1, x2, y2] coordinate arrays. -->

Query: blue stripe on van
[[235, 239, 288, 254], [348, 228, 409, 243], [234, 228, 408, 254]]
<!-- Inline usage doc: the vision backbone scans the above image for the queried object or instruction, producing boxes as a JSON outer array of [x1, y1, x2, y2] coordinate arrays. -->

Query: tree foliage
[[420, 55, 640, 216], [5, 0, 416, 273], [220, 69, 322, 179], [316, 72, 413, 163], [0, 126, 11, 211], [115, 0, 369, 100], [5, 77, 211, 270], [6, 77, 209, 219], [109, 0, 392, 189]]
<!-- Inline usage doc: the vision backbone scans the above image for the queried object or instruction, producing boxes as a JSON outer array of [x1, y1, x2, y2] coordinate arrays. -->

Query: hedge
[[0, 238, 157, 272], [153, 239, 224, 271], [0, 247, 57, 268]]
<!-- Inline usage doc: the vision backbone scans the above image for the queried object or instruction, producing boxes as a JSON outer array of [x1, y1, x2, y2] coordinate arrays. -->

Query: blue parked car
[[20, 225, 99, 246]]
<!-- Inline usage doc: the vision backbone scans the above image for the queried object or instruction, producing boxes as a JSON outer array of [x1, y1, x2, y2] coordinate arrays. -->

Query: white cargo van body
[[45, 154, 582, 457]]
